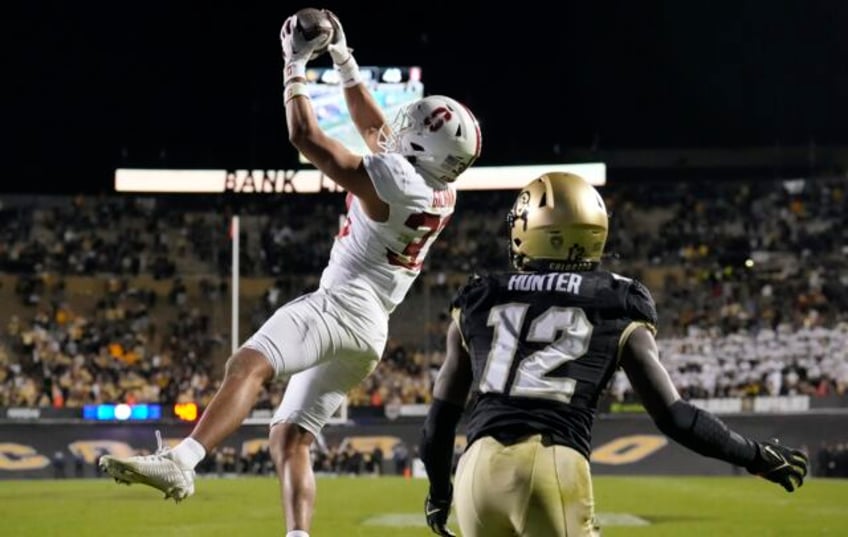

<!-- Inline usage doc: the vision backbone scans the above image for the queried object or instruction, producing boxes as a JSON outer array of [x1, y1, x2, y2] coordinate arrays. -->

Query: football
[[294, 7, 334, 60]]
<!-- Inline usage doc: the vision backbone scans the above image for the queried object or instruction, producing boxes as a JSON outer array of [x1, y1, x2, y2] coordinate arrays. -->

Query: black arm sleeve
[[655, 400, 758, 467], [419, 398, 463, 500]]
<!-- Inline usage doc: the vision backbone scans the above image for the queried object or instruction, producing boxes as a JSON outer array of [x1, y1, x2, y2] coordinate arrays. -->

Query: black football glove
[[424, 491, 455, 537], [746, 439, 809, 492]]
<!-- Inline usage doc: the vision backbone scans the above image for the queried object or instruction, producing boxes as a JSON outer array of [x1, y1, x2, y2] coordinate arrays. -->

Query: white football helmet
[[379, 95, 482, 183]]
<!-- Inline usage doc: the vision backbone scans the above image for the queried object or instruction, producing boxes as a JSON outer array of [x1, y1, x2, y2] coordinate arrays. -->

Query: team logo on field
[[592, 435, 668, 465]]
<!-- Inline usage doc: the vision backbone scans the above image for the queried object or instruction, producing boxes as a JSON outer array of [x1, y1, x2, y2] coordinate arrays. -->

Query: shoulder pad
[[450, 273, 485, 311], [363, 153, 426, 206], [625, 279, 658, 326]]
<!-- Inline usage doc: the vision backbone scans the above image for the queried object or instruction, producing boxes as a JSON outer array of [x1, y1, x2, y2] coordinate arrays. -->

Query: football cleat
[[99, 430, 195, 503]]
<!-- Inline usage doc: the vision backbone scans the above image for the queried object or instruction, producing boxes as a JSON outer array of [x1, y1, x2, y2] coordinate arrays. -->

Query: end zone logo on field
[[592, 435, 668, 465]]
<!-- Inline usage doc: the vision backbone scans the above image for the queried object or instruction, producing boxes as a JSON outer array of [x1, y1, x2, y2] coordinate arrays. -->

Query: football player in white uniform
[[100, 10, 481, 537]]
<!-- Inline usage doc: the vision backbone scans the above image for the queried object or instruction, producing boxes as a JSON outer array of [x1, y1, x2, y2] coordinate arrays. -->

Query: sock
[[286, 531, 309, 537], [170, 437, 206, 470]]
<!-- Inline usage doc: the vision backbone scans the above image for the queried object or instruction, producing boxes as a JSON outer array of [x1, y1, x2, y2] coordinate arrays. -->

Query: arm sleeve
[[655, 400, 758, 468], [620, 325, 756, 469], [419, 398, 464, 500]]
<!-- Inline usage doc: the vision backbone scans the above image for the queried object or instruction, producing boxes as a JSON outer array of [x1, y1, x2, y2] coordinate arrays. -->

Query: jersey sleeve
[[449, 275, 486, 350], [615, 278, 659, 366], [624, 279, 658, 333], [450, 275, 478, 319], [362, 153, 417, 205]]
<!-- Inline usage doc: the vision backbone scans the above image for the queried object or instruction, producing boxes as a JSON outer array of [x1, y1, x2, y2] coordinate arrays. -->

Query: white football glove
[[280, 14, 324, 65], [322, 10, 362, 87], [323, 10, 352, 66]]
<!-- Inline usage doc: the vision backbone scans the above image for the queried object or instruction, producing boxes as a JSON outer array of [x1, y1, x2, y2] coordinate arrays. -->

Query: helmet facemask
[[376, 107, 411, 155]]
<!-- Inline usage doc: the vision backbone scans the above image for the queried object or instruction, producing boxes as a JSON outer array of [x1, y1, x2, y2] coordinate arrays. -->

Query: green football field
[[1, 476, 846, 536]]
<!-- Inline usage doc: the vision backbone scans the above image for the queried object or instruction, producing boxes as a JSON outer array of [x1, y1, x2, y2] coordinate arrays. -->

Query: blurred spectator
[[73, 451, 85, 478], [392, 441, 410, 476], [370, 445, 384, 476], [817, 442, 848, 478], [52, 450, 66, 479]]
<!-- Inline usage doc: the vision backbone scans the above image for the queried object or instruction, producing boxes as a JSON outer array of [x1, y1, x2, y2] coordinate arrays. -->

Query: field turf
[[1, 475, 846, 536]]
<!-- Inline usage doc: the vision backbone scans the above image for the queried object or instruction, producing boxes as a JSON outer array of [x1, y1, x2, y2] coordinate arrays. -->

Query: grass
[[0, 475, 846, 536]]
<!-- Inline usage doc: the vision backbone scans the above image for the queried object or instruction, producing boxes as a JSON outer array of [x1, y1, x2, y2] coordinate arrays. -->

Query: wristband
[[284, 82, 310, 104], [335, 54, 362, 88], [284, 60, 306, 85]]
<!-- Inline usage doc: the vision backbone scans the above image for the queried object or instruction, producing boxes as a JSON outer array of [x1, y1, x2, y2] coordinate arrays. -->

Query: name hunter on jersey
[[506, 273, 583, 294]]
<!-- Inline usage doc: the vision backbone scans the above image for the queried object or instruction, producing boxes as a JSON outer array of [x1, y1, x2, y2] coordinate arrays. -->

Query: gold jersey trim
[[616, 321, 657, 366], [451, 307, 470, 352]]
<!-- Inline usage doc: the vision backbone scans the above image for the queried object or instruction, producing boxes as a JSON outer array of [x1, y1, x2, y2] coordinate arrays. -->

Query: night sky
[[8, 1, 848, 193]]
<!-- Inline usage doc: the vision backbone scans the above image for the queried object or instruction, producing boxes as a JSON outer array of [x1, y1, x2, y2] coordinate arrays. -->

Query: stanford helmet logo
[[424, 107, 452, 132]]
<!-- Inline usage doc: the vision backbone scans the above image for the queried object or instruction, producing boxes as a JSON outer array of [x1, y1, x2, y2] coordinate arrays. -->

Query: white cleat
[[99, 431, 195, 503]]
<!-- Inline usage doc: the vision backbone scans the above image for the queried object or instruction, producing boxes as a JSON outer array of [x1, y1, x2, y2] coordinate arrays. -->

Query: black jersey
[[452, 270, 657, 459]]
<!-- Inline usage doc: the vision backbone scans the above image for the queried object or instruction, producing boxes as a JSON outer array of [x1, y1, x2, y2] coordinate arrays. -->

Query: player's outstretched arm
[[620, 326, 809, 492], [324, 10, 387, 154], [419, 321, 472, 537], [280, 15, 388, 221]]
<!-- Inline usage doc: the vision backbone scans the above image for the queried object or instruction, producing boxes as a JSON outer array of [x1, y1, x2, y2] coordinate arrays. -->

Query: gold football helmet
[[507, 172, 608, 271]]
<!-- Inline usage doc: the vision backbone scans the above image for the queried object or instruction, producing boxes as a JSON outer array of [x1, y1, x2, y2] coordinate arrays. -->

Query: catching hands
[[425, 492, 456, 537], [746, 439, 809, 492], [323, 10, 352, 66], [279, 14, 323, 65], [322, 10, 361, 87]]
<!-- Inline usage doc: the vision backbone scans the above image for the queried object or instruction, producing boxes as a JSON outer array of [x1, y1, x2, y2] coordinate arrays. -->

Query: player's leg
[[184, 348, 274, 453], [99, 347, 274, 501], [553, 444, 600, 537], [521, 437, 566, 536], [176, 292, 330, 462], [99, 292, 325, 501], [270, 423, 316, 533], [453, 436, 524, 537], [268, 350, 379, 534], [522, 441, 599, 537]]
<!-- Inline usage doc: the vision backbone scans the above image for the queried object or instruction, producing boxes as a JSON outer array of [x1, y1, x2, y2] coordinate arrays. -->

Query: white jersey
[[318, 152, 456, 314]]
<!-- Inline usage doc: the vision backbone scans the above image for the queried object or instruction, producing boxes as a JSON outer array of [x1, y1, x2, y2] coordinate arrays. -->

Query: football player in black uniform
[[419, 173, 809, 537]]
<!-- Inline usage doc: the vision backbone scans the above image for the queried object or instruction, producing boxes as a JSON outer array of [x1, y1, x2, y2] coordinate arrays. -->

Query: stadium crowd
[[610, 324, 848, 402], [1, 175, 847, 408], [0, 275, 225, 408]]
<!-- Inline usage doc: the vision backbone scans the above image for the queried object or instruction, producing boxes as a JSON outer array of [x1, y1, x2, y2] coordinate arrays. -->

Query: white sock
[[170, 437, 206, 469], [286, 532, 309, 537]]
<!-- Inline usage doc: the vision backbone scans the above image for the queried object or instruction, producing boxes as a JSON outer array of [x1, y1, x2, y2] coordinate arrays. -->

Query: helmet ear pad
[[508, 173, 608, 272]]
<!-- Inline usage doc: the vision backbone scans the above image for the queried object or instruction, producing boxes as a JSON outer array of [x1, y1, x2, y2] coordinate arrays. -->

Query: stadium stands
[[1, 175, 847, 408]]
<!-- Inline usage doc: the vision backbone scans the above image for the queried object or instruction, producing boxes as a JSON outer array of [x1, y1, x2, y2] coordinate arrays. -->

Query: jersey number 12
[[479, 304, 593, 404]]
